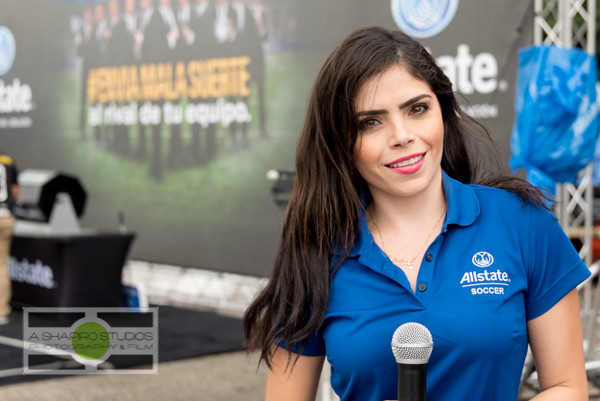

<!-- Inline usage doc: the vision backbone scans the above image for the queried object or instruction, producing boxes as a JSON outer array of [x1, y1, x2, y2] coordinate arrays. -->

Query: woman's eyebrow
[[355, 109, 386, 118], [398, 94, 432, 110], [355, 94, 432, 118]]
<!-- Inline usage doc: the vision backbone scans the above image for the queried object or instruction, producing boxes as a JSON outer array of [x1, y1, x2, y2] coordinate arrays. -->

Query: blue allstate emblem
[[472, 252, 494, 268], [0, 26, 16, 76], [390, 0, 459, 38]]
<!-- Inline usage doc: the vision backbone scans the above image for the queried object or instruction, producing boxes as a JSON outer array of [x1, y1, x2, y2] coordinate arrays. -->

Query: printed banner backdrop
[[0, 0, 532, 277]]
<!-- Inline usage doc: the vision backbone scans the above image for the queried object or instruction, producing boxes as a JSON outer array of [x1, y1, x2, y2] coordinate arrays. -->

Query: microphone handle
[[397, 363, 427, 401]]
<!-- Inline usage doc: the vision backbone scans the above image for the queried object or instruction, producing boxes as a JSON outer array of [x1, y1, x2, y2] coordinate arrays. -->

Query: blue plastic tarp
[[509, 45, 599, 194]]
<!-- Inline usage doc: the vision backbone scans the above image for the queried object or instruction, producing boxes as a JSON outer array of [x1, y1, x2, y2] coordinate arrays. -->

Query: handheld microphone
[[391, 322, 433, 401]]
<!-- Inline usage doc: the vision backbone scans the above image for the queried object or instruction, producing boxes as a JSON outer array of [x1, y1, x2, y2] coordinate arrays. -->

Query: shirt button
[[425, 253, 433, 262], [418, 283, 427, 292]]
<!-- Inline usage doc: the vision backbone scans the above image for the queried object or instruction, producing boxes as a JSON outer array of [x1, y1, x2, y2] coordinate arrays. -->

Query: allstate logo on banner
[[391, 0, 459, 38], [0, 26, 16, 76]]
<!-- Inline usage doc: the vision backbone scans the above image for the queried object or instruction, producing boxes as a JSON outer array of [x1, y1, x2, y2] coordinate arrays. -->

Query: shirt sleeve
[[524, 204, 591, 320], [278, 331, 326, 356]]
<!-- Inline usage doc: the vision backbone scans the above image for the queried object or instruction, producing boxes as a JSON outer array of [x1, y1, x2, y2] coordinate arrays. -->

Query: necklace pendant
[[402, 261, 414, 270], [394, 258, 414, 270]]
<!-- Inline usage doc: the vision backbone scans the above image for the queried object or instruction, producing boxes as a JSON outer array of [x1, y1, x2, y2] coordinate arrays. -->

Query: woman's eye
[[410, 103, 429, 115], [359, 118, 379, 130]]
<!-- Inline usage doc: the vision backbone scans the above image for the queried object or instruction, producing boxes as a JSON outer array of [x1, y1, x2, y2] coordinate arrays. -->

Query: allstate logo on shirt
[[390, 0, 459, 39], [472, 251, 494, 268], [0, 26, 16, 76], [460, 251, 510, 295]]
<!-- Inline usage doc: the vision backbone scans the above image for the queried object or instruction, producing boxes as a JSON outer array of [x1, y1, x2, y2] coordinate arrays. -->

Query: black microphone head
[[391, 322, 433, 365]]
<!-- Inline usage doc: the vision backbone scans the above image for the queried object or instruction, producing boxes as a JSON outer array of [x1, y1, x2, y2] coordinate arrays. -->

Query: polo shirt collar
[[441, 170, 480, 228], [344, 170, 480, 258]]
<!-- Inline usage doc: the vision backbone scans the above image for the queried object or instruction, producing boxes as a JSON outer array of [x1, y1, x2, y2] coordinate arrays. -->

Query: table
[[9, 231, 135, 308]]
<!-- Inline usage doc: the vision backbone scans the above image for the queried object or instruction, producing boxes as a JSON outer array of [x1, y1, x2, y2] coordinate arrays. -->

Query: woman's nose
[[390, 120, 414, 147]]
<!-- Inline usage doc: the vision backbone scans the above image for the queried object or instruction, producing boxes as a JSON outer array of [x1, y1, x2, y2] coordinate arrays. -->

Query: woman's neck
[[368, 180, 446, 234]]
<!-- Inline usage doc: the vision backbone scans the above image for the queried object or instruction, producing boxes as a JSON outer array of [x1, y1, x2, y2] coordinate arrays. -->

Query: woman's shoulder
[[469, 182, 552, 218], [470, 183, 521, 199]]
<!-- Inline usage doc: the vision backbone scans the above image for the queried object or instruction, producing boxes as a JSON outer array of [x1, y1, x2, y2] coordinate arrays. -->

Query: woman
[[243, 26, 590, 401]]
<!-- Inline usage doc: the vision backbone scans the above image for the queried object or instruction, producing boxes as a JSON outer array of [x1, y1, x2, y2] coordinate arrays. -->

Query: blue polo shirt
[[285, 171, 590, 401]]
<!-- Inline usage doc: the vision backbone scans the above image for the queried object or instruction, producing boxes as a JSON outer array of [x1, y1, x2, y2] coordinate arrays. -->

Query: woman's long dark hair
[[243, 26, 550, 369]]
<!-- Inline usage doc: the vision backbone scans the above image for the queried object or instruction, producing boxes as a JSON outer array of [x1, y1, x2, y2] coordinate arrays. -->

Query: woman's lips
[[386, 153, 426, 174]]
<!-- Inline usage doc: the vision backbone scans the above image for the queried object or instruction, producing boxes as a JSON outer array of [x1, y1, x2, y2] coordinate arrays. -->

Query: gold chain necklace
[[369, 206, 447, 270]]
